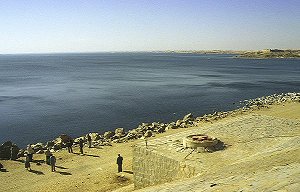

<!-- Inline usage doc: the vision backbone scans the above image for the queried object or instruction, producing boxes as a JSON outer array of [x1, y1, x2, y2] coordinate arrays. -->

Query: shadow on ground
[[204, 140, 228, 153], [123, 170, 133, 174], [29, 170, 44, 175], [73, 152, 100, 158], [56, 165, 68, 169], [0, 168, 8, 172], [57, 171, 72, 175]]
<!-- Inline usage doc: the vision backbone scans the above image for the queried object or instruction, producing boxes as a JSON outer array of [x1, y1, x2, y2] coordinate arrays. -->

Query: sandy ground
[[0, 102, 299, 192]]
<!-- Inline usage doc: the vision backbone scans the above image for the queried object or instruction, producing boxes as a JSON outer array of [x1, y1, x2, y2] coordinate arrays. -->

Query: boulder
[[176, 120, 183, 127], [74, 136, 85, 143], [144, 130, 153, 138], [32, 143, 44, 152], [126, 129, 142, 140], [90, 133, 101, 141], [115, 128, 125, 137], [166, 123, 178, 130], [36, 149, 44, 154], [151, 122, 159, 128], [183, 113, 194, 121], [141, 123, 151, 127], [104, 131, 115, 139], [53, 137, 63, 145], [53, 143, 62, 150], [17, 149, 26, 158], [156, 126, 166, 133], [46, 141, 55, 149]]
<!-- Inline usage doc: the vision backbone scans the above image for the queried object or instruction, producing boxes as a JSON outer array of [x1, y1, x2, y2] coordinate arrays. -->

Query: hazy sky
[[1, 0, 299, 53]]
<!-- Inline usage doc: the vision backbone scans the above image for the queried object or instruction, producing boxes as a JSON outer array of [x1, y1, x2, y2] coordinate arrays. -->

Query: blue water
[[0, 53, 299, 147]]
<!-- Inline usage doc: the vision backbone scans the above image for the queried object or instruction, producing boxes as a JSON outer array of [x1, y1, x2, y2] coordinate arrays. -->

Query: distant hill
[[163, 50, 244, 54], [239, 49, 300, 58], [163, 49, 300, 58]]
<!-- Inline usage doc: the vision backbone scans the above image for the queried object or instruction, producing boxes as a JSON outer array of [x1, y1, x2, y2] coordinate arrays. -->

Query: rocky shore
[[1, 92, 299, 160]]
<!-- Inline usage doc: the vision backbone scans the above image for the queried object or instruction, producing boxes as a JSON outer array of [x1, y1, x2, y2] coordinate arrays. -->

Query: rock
[[53, 137, 63, 145], [156, 126, 166, 133], [180, 122, 188, 128], [90, 133, 101, 141], [115, 128, 125, 137], [17, 149, 26, 158], [104, 131, 115, 139], [176, 120, 183, 127], [141, 123, 151, 127], [183, 113, 194, 121], [74, 136, 86, 143], [166, 123, 178, 130], [46, 141, 55, 149], [127, 129, 143, 140], [32, 143, 44, 152], [53, 143, 62, 150], [144, 130, 153, 138], [151, 122, 159, 128], [36, 149, 44, 154]]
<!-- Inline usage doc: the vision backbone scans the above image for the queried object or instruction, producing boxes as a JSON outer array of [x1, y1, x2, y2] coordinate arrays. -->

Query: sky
[[0, 0, 299, 53]]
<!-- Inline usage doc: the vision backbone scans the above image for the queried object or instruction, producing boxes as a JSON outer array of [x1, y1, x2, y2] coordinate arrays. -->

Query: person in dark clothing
[[25, 154, 31, 171], [45, 148, 52, 165], [50, 154, 56, 172], [87, 134, 92, 148], [66, 139, 73, 153], [79, 139, 84, 154], [116, 154, 123, 173], [10, 144, 19, 160]]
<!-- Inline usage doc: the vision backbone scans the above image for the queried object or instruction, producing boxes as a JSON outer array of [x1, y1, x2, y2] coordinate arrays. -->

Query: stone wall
[[133, 145, 196, 189]]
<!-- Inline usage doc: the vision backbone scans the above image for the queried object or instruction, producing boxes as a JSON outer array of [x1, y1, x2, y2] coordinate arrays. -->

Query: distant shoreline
[[163, 49, 300, 59], [2, 49, 300, 58]]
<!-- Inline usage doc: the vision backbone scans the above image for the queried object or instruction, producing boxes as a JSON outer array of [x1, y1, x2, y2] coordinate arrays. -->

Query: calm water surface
[[0, 53, 299, 147]]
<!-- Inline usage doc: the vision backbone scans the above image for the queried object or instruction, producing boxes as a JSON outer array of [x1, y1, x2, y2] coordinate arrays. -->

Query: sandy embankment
[[0, 101, 299, 192]]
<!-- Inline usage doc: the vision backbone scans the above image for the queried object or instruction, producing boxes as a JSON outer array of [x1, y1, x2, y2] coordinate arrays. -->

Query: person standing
[[116, 154, 123, 173], [45, 148, 52, 165], [26, 144, 34, 162], [66, 139, 73, 153], [10, 144, 19, 160], [50, 154, 56, 172], [79, 139, 84, 154], [87, 134, 92, 148], [25, 154, 31, 171]]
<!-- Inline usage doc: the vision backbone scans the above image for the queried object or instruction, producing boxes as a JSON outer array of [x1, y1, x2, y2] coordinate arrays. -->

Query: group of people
[[23, 133, 124, 173], [25, 144, 56, 172], [65, 134, 92, 155]]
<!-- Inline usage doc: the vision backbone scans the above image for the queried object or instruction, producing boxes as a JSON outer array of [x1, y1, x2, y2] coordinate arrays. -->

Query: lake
[[0, 53, 299, 147]]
